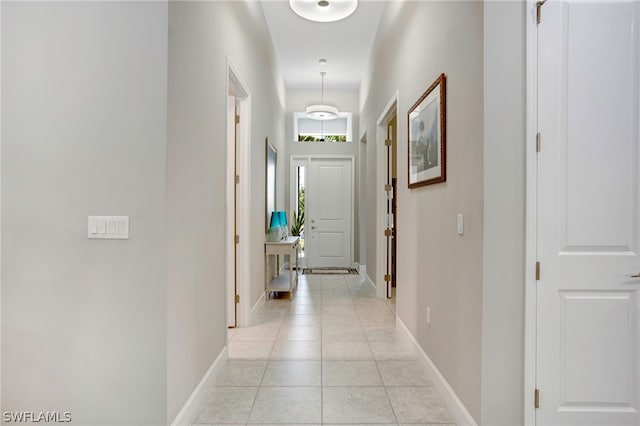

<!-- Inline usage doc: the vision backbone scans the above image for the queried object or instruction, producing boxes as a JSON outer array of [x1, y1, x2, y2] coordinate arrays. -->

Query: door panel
[[318, 166, 345, 220], [307, 158, 352, 268], [318, 232, 344, 257], [560, 292, 635, 406], [537, 1, 640, 425], [562, 1, 637, 251]]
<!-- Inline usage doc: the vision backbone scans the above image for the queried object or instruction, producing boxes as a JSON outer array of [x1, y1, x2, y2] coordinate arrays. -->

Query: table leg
[[264, 252, 268, 301], [289, 247, 294, 300], [296, 243, 299, 285]]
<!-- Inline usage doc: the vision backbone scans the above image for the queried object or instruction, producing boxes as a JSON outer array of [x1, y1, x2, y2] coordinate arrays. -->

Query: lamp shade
[[269, 211, 281, 230], [278, 211, 288, 227], [305, 104, 339, 120], [289, 0, 358, 23]]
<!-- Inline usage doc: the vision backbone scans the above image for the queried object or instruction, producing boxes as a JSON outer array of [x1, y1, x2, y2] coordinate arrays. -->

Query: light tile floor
[[193, 274, 455, 426]]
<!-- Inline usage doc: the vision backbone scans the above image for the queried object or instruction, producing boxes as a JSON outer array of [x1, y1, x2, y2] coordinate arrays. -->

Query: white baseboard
[[365, 271, 376, 293], [397, 318, 478, 426], [170, 346, 228, 426], [250, 291, 266, 325]]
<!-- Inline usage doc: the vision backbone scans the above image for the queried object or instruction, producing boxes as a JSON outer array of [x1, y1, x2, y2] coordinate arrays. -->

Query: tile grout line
[[359, 294, 401, 426], [243, 321, 278, 424], [246, 293, 288, 424]]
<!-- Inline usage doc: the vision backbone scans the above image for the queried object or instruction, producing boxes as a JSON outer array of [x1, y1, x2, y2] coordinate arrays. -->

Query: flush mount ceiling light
[[289, 0, 358, 23], [306, 71, 338, 121]]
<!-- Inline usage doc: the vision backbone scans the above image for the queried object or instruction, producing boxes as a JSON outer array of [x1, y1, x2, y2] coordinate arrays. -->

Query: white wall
[[285, 89, 360, 262], [481, 1, 526, 424], [167, 1, 285, 420], [360, 1, 484, 420], [2, 2, 168, 424]]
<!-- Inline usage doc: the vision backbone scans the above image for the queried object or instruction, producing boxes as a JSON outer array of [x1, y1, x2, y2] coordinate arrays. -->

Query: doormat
[[302, 267, 359, 275]]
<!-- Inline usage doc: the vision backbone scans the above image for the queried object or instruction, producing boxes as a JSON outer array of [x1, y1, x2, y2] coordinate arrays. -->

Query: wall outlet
[[426, 306, 431, 325]]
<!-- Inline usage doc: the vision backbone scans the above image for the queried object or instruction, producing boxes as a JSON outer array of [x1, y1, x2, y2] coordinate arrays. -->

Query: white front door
[[536, 1, 640, 425], [306, 158, 353, 268]]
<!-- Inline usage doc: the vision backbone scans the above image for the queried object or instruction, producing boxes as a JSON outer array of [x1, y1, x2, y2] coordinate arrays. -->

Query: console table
[[264, 236, 300, 300]]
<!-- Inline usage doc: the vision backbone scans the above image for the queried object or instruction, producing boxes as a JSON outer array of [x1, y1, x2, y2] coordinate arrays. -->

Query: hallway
[[193, 274, 453, 425]]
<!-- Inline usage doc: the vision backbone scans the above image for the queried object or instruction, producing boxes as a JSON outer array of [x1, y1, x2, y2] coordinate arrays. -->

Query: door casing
[[359, 133, 367, 275], [226, 57, 251, 329], [290, 155, 355, 269], [524, 1, 539, 423]]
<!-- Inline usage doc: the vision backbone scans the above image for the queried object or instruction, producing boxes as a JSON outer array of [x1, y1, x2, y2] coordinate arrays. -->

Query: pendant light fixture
[[306, 71, 338, 121], [289, 0, 358, 23]]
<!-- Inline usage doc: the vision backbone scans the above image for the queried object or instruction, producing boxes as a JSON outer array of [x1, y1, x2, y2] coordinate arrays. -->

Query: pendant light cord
[[320, 72, 325, 140]]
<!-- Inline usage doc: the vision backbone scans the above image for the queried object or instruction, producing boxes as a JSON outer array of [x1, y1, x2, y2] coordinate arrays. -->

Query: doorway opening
[[375, 92, 399, 300], [386, 116, 398, 299]]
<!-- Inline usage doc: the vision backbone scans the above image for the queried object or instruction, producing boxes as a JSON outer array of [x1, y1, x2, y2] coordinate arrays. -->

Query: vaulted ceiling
[[260, 0, 387, 90]]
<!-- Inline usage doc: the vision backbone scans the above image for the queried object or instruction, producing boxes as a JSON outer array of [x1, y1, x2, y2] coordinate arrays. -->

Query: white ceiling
[[260, 0, 387, 90]]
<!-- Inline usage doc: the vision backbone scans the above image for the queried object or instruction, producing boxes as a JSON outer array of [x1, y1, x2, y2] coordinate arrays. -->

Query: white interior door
[[226, 95, 236, 328], [536, 1, 640, 425], [306, 158, 353, 268]]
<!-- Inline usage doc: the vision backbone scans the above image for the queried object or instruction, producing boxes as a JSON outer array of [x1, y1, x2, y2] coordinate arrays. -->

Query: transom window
[[294, 112, 352, 142]]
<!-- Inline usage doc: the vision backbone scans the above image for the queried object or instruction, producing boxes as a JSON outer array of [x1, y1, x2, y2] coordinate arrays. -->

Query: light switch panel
[[88, 216, 129, 240], [457, 213, 464, 235]]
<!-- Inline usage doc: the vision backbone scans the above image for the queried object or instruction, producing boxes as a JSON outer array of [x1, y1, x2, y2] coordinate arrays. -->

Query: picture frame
[[408, 73, 446, 188], [265, 138, 277, 233]]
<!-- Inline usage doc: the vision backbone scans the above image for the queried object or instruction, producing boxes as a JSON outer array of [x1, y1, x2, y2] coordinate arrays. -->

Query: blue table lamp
[[268, 211, 281, 242]]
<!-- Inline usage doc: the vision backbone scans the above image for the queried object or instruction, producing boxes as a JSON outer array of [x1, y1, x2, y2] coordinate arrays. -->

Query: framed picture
[[408, 73, 446, 188], [265, 138, 277, 232]]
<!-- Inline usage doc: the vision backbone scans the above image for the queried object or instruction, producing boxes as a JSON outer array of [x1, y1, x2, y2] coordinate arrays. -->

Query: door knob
[[311, 226, 316, 230]]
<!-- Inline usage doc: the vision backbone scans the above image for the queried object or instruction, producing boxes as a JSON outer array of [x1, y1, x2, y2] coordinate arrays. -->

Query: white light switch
[[88, 216, 129, 240], [457, 213, 464, 235], [90, 221, 98, 235]]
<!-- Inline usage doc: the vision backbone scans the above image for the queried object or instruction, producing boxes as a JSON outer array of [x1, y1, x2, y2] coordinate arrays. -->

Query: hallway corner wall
[[2, 2, 169, 424], [359, 1, 484, 421], [167, 1, 285, 421]]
